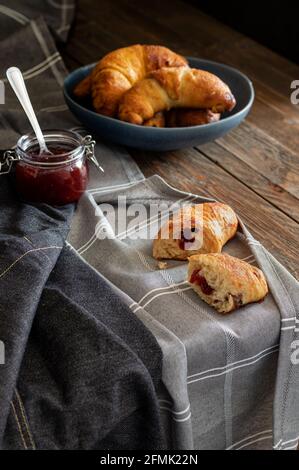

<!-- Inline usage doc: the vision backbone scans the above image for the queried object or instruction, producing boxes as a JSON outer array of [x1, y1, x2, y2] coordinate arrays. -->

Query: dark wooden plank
[[199, 141, 299, 223], [216, 122, 299, 199], [247, 98, 299, 154]]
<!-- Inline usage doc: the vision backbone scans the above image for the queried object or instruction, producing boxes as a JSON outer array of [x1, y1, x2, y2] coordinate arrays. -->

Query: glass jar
[[0, 129, 103, 206]]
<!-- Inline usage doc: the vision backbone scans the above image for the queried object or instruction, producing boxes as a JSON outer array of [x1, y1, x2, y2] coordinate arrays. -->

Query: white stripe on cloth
[[78, 219, 116, 255], [39, 104, 68, 113], [273, 436, 299, 449], [24, 56, 62, 80], [172, 412, 191, 423], [160, 407, 192, 423], [0, 5, 29, 24], [58, 0, 68, 34], [130, 253, 256, 311], [56, 25, 71, 33], [116, 194, 198, 240], [187, 348, 279, 384], [283, 444, 299, 450], [187, 344, 279, 380], [276, 435, 299, 449], [236, 435, 272, 450], [130, 252, 256, 308], [226, 429, 272, 450], [48, 0, 74, 9], [158, 399, 172, 405], [159, 404, 190, 416], [79, 191, 197, 254], [88, 180, 145, 195], [77, 181, 147, 254], [132, 286, 193, 313], [281, 326, 299, 332], [30, 21, 64, 87], [23, 52, 60, 75], [129, 281, 189, 309], [0, 53, 61, 82]]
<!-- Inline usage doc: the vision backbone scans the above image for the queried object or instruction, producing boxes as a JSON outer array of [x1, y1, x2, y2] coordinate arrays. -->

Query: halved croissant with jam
[[73, 45, 187, 116], [188, 253, 268, 313], [153, 202, 238, 260], [118, 66, 236, 125]]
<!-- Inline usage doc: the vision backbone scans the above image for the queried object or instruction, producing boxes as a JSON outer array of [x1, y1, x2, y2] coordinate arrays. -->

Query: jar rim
[[16, 129, 85, 167]]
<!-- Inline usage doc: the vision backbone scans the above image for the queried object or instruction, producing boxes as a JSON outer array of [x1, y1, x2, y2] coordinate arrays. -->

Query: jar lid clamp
[[83, 135, 104, 173], [0, 149, 20, 175], [0, 133, 104, 175]]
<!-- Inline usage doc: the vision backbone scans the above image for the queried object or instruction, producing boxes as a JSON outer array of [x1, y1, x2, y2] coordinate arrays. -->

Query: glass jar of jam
[[0, 130, 102, 206]]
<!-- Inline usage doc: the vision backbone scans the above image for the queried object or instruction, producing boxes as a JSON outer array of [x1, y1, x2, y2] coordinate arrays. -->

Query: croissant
[[118, 66, 236, 124], [166, 108, 221, 127], [144, 112, 166, 127], [73, 45, 187, 117], [153, 202, 238, 260], [144, 109, 221, 128], [188, 253, 268, 313]]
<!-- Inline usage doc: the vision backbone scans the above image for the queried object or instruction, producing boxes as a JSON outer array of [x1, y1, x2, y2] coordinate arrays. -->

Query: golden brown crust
[[73, 74, 91, 98], [118, 66, 236, 124], [187, 253, 268, 313], [153, 202, 238, 260], [73, 45, 187, 116], [166, 108, 221, 127], [144, 112, 166, 127]]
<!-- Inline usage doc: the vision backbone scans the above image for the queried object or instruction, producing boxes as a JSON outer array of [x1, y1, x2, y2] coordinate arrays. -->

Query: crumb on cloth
[[157, 261, 168, 270]]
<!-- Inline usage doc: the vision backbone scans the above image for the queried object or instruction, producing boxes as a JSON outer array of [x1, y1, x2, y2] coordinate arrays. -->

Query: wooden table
[[60, 0, 299, 280]]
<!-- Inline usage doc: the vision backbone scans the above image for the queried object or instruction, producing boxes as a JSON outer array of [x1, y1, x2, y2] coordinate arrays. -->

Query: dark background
[[185, 1, 299, 65]]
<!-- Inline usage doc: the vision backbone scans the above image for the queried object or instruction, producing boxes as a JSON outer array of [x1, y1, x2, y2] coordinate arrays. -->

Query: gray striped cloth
[[0, 1, 75, 42], [1, 7, 299, 451]]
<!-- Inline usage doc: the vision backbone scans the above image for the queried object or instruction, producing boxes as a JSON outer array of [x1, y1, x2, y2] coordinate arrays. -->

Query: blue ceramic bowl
[[64, 57, 254, 151]]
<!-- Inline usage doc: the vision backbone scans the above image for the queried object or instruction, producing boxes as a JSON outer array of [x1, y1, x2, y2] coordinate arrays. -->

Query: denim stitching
[[10, 400, 27, 449], [0, 246, 62, 280], [23, 236, 51, 262], [15, 390, 36, 450]]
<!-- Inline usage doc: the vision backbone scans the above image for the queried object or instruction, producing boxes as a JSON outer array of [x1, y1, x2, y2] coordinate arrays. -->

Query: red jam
[[178, 227, 198, 250], [190, 269, 214, 295], [15, 143, 88, 206]]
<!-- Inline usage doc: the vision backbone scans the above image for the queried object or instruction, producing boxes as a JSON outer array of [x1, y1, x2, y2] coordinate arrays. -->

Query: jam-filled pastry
[[153, 202, 238, 260], [188, 253, 268, 313]]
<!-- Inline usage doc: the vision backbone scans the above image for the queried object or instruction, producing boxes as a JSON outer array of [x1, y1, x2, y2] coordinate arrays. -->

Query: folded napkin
[[0, 13, 165, 450]]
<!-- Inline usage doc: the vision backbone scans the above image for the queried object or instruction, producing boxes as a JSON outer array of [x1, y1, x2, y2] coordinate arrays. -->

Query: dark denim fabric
[[0, 177, 165, 450]]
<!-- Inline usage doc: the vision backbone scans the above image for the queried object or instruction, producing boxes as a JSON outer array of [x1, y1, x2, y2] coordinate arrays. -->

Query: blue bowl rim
[[63, 57, 255, 132]]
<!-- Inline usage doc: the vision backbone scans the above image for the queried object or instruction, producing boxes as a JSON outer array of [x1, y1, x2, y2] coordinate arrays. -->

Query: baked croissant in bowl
[[118, 66, 236, 125], [73, 44, 187, 117], [188, 253, 268, 313], [166, 108, 221, 127], [153, 202, 238, 260], [144, 109, 221, 127]]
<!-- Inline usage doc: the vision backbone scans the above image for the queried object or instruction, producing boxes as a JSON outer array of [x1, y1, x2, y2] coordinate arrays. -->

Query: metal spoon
[[6, 67, 51, 155]]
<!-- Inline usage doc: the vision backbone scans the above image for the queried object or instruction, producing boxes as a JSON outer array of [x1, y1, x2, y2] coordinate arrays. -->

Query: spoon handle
[[6, 67, 47, 152]]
